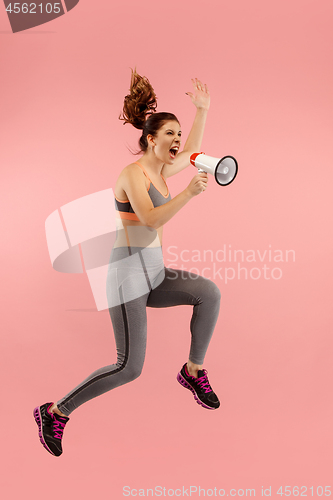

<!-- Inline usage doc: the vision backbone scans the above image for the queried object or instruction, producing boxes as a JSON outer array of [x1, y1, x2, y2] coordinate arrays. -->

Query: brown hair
[[119, 68, 180, 153]]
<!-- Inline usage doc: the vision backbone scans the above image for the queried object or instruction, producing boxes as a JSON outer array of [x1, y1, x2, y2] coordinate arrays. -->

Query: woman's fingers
[[188, 172, 209, 196], [191, 78, 209, 93], [192, 78, 201, 89], [195, 78, 202, 90], [187, 79, 210, 110], [199, 172, 208, 191]]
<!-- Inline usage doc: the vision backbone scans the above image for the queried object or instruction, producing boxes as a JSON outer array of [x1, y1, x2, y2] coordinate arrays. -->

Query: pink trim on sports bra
[[134, 161, 170, 198], [114, 161, 170, 204], [115, 212, 140, 221]]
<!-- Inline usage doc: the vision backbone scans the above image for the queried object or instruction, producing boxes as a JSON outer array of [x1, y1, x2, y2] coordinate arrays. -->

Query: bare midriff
[[113, 216, 163, 249]]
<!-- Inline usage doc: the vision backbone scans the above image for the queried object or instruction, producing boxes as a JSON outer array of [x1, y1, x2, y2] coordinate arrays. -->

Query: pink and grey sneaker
[[177, 363, 220, 410], [33, 402, 69, 456]]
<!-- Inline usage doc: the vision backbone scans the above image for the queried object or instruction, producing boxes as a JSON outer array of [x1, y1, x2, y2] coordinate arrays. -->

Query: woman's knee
[[120, 364, 144, 384], [201, 278, 221, 303]]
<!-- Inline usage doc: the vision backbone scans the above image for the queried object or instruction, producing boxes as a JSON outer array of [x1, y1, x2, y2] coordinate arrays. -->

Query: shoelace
[[51, 414, 66, 439], [194, 371, 212, 394]]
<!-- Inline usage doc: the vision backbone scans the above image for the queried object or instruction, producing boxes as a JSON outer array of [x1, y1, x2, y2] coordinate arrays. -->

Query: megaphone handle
[[197, 168, 205, 173]]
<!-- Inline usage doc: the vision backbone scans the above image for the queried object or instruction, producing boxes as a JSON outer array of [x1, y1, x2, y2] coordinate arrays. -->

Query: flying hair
[[119, 68, 180, 154], [119, 68, 157, 130]]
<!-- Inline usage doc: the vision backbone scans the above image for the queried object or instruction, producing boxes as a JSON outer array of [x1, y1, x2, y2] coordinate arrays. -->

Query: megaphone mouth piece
[[190, 152, 205, 166]]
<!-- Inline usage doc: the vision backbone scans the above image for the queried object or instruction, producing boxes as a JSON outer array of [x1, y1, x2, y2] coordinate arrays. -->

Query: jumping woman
[[34, 70, 222, 456]]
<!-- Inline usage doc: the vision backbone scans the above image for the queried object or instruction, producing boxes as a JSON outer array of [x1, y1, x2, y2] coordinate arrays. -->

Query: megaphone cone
[[190, 153, 238, 186]]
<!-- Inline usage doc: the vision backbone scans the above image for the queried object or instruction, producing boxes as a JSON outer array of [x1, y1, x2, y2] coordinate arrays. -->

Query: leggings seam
[[59, 281, 130, 409]]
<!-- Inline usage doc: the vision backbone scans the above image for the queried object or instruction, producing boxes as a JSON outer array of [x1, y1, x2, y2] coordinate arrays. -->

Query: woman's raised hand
[[186, 78, 210, 110], [186, 172, 209, 197]]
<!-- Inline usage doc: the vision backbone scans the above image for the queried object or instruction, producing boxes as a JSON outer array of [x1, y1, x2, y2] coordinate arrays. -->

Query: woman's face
[[149, 120, 182, 164]]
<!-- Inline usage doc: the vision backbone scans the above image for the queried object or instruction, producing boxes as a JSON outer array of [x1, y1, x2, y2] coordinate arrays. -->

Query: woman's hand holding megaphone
[[186, 171, 208, 197]]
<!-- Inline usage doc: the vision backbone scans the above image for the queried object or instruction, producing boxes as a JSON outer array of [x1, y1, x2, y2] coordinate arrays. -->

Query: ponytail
[[119, 68, 157, 130], [119, 68, 180, 153]]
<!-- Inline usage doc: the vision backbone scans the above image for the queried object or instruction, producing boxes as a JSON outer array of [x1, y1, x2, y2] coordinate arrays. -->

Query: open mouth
[[169, 147, 179, 159]]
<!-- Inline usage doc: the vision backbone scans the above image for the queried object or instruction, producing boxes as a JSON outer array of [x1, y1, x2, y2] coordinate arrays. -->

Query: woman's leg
[[147, 266, 221, 410], [34, 246, 165, 455], [147, 267, 221, 366], [56, 271, 150, 417], [34, 278, 150, 457], [55, 246, 165, 416]]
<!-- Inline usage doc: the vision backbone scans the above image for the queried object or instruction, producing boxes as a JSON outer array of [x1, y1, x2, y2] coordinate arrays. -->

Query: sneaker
[[33, 402, 69, 456], [177, 363, 220, 410]]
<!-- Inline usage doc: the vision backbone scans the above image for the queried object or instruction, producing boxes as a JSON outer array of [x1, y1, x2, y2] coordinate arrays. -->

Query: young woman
[[34, 70, 222, 457]]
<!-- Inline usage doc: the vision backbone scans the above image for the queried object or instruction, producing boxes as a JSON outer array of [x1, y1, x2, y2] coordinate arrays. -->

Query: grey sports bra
[[114, 161, 171, 221]]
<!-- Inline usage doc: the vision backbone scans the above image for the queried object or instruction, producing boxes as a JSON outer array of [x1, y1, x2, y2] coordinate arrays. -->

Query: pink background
[[1, 0, 332, 498]]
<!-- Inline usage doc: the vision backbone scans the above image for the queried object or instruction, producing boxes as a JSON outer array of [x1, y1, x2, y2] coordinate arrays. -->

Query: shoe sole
[[33, 406, 57, 456], [177, 372, 217, 410]]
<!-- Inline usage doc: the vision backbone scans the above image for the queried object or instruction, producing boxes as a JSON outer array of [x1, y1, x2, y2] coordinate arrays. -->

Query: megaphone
[[190, 153, 238, 186]]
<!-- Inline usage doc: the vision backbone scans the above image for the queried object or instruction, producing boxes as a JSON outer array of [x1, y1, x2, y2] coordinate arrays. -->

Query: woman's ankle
[[186, 360, 202, 378], [50, 403, 67, 418]]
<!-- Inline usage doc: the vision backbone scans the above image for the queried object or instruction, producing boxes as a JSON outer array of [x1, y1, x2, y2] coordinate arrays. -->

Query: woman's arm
[[123, 164, 208, 230], [162, 78, 210, 179]]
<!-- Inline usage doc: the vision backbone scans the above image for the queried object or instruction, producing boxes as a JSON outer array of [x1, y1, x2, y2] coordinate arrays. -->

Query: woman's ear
[[147, 134, 156, 148]]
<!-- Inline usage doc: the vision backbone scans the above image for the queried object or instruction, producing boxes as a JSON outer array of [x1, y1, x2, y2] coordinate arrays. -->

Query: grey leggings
[[57, 246, 221, 416]]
